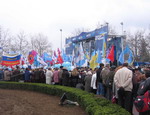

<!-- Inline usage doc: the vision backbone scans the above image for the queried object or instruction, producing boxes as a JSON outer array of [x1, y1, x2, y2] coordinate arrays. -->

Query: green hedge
[[0, 81, 130, 115]]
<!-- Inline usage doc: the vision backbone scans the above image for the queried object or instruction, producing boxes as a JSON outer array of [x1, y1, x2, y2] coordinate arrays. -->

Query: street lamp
[[105, 22, 109, 34], [60, 29, 62, 51], [120, 22, 123, 35]]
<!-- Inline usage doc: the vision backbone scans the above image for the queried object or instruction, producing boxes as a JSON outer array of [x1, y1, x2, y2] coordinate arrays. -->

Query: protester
[[91, 68, 97, 94], [24, 68, 31, 82], [46, 68, 53, 85], [61, 67, 70, 86], [4, 68, 11, 81], [101, 64, 110, 97], [79, 70, 86, 85], [105, 65, 116, 100], [114, 63, 133, 113], [58, 66, 63, 85], [0, 68, 4, 80], [53, 68, 59, 85], [84, 69, 92, 93], [70, 68, 79, 87], [30, 69, 35, 82], [136, 70, 150, 115], [39, 68, 45, 83], [96, 63, 104, 95], [34, 68, 40, 83]]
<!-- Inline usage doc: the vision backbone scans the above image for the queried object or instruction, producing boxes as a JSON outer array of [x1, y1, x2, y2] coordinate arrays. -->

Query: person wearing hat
[[114, 62, 133, 113]]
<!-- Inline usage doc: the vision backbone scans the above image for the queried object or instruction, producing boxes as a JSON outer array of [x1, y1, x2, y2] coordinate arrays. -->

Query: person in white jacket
[[114, 63, 133, 113], [91, 68, 97, 94], [46, 68, 53, 85]]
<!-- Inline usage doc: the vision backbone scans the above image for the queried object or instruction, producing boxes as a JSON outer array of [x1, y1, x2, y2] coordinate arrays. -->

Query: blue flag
[[96, 50, 102, 63], [118, 45, 134, 64], [42, 52, 52, 62]]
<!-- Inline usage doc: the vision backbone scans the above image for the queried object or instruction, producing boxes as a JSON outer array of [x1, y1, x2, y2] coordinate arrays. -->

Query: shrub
[[0, 81, 130, 115]]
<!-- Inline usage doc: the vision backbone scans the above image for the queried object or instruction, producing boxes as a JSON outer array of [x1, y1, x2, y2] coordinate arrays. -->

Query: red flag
[[57, 48, 61, 55], [56, 53, 63, 64], [107, 45, 115, 62]]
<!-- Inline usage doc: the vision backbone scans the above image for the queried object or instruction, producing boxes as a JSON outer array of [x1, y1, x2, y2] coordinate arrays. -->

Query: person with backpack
[[101, 64, 110, 97], [105, 65, 116, 100], [135, 70, 150, 115]]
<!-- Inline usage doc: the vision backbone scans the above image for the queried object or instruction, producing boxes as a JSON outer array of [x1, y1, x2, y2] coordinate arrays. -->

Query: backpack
[[134, 90, 150, 112], [105, 76, 112, 87]]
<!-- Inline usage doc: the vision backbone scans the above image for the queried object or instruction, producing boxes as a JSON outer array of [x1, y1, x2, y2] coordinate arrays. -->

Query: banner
[[1, 54, 21, 66]]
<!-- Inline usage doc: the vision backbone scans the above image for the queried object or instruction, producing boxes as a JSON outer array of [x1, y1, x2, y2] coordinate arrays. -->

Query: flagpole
[[60, 29, 62, 52], [120, 22, 125, 64], [120, 22, 124, 52]]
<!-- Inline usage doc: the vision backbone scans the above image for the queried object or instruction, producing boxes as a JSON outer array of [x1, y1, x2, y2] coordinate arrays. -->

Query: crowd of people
[[0, 63, 150, 114]]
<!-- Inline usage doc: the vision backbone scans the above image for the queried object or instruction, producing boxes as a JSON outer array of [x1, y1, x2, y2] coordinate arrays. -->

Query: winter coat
[[0, 70, 4, 80], [101, 67, 110, 85], [114, 67, 133, 92], [105, 71, 115, 88], [46, 70, 53, 84], [96, 68, 103, 83], [34, 70, 40, 80], [24, 70, 31, 81], [137, 77, 150, 96], [91, 73, 97, 89], [4, 70, 11, 81], [53, 70, 59, 83], [84, 72, 92, 92], [62, 69, 69, 86]]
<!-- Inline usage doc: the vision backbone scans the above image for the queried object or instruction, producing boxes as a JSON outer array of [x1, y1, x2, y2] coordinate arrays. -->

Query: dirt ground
[[0, 89, 87, 115]]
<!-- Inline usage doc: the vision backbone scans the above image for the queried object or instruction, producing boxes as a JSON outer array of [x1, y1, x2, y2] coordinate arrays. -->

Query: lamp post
[[106, 22, 109, 34], [120, 22, 123, 35], [60, 29, 62, 51], [120, 22, 124, 52]]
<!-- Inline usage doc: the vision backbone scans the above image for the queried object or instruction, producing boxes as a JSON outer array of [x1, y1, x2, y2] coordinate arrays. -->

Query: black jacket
[[96, 68, 102, 83], [137, 77, 150, 96]]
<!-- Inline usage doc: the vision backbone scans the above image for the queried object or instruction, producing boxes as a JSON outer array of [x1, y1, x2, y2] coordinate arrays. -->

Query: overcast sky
[[0, 0, 150, 51]]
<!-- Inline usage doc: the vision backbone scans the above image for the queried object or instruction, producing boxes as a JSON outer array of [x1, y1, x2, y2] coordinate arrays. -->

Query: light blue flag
[[118, 45, 133, 64], [42, 52, 52, 62], [34, 55, 40, 67], [118, 52, 124, 64], [128, 51, 133, 64], [96, 50, 102, 63]]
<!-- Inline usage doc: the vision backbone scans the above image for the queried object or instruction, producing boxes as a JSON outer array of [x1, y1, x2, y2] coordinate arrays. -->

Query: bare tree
[[15, 31, 29, 55], [127, 29, 150, 62], [0, 26, 12, 52], [30, 33, 52, 56], [138, 37, 150, 62]]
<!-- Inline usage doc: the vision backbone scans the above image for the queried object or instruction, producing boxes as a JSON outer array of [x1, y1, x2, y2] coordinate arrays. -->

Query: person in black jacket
[[62, 68, 70, 86], [137, 70, 150, 115], [96, 63, 104, 95]]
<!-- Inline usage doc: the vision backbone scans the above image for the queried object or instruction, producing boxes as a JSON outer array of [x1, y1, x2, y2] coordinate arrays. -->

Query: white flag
[[37, 55, 48, 66]]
